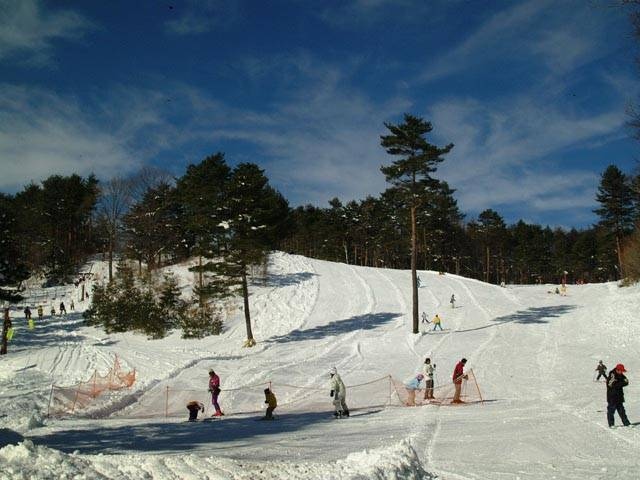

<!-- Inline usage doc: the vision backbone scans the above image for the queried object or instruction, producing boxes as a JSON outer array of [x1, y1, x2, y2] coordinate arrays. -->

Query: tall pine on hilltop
[[594, 165, 634, 278], [380, 114, 453, 334]]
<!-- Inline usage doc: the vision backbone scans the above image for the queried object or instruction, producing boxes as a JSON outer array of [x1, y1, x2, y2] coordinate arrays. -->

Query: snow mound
[[0, 439, 433, 480]]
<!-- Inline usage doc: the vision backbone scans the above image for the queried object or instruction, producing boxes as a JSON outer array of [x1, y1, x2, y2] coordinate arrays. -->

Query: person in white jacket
[[423, 358, 436, 400], [329, 367, 350, 418]]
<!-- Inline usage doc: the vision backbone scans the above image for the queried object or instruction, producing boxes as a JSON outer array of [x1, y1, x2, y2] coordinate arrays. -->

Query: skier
[[50, 305, 56, 317], [59, 302, 67, 316], [432, 314, 443, 331], [405, 373, 424, 406], [416, 276, 422, 288], [70, 299, 75, 311], [263, 387, 277, 420], [423, 358, 436, 400], [421, 312, 430, 334], [23, 306, 31, 320], [452, 358, 468, 404], [329, 367, 349, 418], [37, 305, 43, 320], [186, 400, 204, 422], [208, 369, 223, 417], [606, 364, 631, 427], [595, 360, 607, 381], [450, 294, 456, 309]]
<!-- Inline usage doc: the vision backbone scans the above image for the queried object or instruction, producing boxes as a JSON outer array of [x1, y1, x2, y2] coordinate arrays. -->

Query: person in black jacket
[[606, 363, 631, 427]]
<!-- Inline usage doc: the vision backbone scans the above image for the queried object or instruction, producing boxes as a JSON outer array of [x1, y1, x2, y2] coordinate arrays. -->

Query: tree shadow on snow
[[7, 312, 90, 351], [455, 305, 576, 333], [29, 410, 341, 455], [265, 312, 402, 344], [260, 271, 317, 287]]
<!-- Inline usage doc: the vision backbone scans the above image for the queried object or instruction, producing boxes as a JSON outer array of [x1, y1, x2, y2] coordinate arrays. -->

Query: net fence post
[[165, 386, 169, 418], [470, 369, 484, 404]]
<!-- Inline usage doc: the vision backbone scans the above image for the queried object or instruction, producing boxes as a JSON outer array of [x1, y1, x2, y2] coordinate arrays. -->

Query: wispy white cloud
[[164, 0, 231, 35], [418, 0, 616, 84], [0, 0, 94, 65]]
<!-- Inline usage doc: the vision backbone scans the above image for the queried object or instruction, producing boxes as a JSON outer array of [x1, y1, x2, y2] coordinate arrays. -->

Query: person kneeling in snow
[[186, 401, 204, 421], [264, 387, 277, 420], [329, 367, 350, 418], [405, 373, 424, 406]]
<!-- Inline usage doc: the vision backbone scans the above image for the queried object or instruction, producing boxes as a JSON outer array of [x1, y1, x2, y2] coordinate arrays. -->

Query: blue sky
[[0, 0, 638, 228]]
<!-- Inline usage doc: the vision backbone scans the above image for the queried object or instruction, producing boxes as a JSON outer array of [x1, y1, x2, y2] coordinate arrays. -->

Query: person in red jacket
[[452, 358, 468, 403], [208, 369, 223, 416]]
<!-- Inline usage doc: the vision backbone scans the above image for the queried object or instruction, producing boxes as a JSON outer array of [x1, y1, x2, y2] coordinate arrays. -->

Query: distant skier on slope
[[450, 294, 456, 309], [432, 314, 443, 331], [416, 276, 422, 288], [595, 361, 607, 381], [208, 369, 223, 417], [606, 364, 630, 427], [59, 302, 67, 316], [23, 306, 31, 320], [452, 358, 468, 404], [329, 367, 349, 418], [423, 358, 436, 400], [404, 373, 424, 406], [37, 305, 43, 319]]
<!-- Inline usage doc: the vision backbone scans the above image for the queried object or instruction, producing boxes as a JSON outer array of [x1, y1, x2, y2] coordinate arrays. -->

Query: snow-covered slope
[[1, 252, 639, 479]]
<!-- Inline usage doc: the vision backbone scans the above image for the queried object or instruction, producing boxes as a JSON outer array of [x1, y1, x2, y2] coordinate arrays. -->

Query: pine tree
[[380, 114, 453, 333], [594, 165, 634, 278]]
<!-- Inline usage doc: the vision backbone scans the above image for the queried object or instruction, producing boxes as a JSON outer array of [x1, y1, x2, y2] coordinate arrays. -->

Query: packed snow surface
[[1, 252, 639, 479]]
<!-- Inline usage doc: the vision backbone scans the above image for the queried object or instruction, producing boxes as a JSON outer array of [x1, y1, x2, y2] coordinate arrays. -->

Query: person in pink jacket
[[208, 369, 223, 416]]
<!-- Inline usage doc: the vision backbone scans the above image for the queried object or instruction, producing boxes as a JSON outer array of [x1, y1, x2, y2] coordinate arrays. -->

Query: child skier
[[208, 369, 223, 417], [264, 388, 277, 420], [452, 358, 468, 403], [329, 367, 349, 418], [595, 361, 607, 381], [186, 401, 204, 421], [423, 358, 436, 400], [450, 294, 456, 308], [432, 314, 443, 331], [405, 373, 424, 406]]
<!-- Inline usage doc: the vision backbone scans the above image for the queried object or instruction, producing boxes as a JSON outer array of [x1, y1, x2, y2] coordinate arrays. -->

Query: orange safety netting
[[108, 371, 483, 419], [47, 355, 136, 417]]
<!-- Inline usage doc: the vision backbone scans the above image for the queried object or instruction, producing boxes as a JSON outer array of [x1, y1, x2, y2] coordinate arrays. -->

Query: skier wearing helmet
[[208, 369, 223, 417], [405, 373, 425, 406], [606, 363, 630, 427], [329, 367, 349, 418]]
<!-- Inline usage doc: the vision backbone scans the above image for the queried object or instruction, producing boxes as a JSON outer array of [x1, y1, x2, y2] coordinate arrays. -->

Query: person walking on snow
[[404, 373, 424, 406], [208, 369, 223, 416], [417, 276, 422, 288], [595, 360, 607, 381], [59, 302, 67, 316], [452, 358, 468, 403], [329, 367, 349, 418], [606, 363, 630, 427], [423, 358, 436, 400], [37, 305, 43, 320], [23, 306, 31, 320], [70, 299, 75, 311], [264, 387, 277, 420], [432, 314, 443, 331], [450, 294, 456, 309]]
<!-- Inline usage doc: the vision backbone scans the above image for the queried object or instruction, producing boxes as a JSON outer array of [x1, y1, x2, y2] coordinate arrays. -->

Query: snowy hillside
[[1, 252, 639, 479]]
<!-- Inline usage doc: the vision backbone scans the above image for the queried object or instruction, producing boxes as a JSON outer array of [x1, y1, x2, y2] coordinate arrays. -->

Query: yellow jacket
[[432, 315, 441, 324]]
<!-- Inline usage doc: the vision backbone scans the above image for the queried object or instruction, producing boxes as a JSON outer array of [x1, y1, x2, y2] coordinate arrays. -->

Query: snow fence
[[47, 355, 136, 417], [103, 370, 482, 419]]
